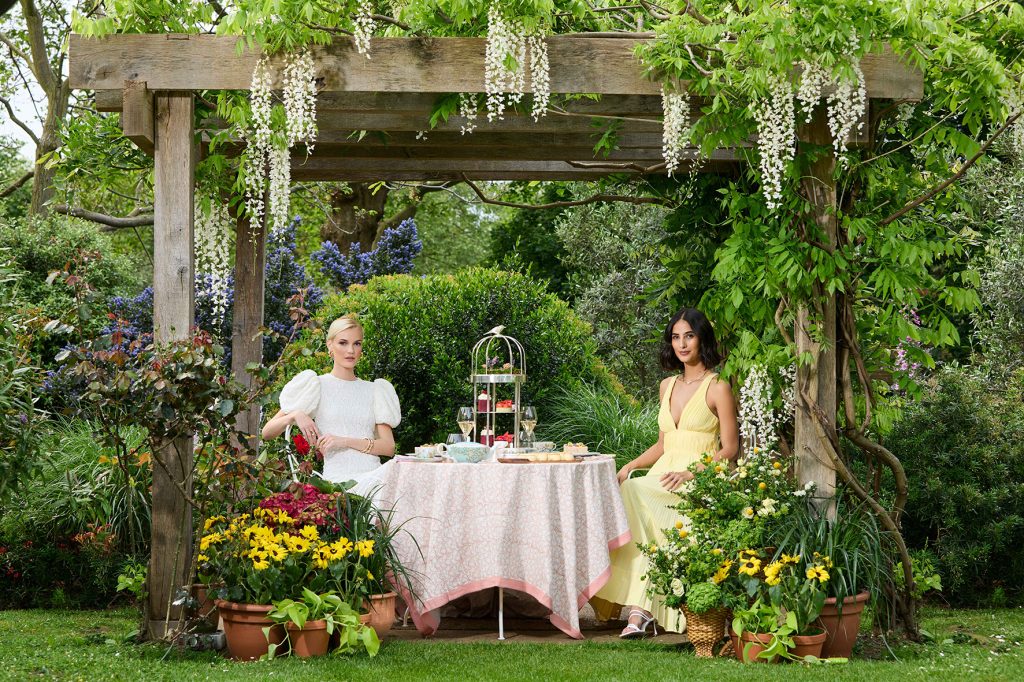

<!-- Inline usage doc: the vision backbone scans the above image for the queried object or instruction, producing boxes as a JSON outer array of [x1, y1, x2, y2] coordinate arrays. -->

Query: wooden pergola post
[[148, 91, 195, 639], [794, 113, 839, 514], [230, 207, 266, 439]]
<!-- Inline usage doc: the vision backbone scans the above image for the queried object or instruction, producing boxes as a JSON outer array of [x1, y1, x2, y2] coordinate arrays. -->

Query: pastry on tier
[[563, 442, 589, 456]]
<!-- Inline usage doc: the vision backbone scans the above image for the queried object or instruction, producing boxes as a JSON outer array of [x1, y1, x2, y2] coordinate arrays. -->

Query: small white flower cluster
[[1003, 90, 1024, 156], [243, 56, 273, 228], [738, 364, 782, 452], [282, 49, 317, 150], [459, 92, 479, 135], [779, 362, 796, 418], [527, 34, 550, 121], [751, 74, 795, 211], [194, 198, 232, 332], [827, 63, 866, 159], [796, 61, 830, 123], [353, 0, 375, 58], [484, 3, 549, 123], [244, 51, 318, 233], [661, 86, 691, 177]]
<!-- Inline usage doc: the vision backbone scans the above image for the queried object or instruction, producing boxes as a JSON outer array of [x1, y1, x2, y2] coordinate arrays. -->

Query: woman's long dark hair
[[660, 308, 722, 372]]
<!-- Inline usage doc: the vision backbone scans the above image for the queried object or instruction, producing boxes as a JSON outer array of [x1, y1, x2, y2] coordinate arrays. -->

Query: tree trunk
[[320, 182, 390, 252], [793, 113, 838, 516], [29, 79, 68, 215]]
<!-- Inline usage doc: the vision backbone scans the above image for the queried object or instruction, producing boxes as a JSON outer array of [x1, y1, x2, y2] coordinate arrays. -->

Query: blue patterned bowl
[[446, 442, 491, 463]]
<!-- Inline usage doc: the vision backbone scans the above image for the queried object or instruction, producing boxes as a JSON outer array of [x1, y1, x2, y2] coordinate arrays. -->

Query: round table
[[375, 456, 631, 639]]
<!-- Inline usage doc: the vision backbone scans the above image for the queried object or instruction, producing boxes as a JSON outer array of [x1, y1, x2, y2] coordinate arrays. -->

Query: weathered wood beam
[[70, 35, 923, 100], [230, 205, 265, 441], [148, 91, 195, 641], [121, 80, 154, 155], [290, 162, 737, 182]]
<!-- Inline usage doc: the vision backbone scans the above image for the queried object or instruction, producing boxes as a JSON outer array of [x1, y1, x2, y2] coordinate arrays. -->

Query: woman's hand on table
[[292, 411, 319, 443], [659, 470, 694, 491]]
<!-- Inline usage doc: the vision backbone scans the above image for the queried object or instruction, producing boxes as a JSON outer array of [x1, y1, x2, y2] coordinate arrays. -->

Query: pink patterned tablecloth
[[376, 456, 630, 639]]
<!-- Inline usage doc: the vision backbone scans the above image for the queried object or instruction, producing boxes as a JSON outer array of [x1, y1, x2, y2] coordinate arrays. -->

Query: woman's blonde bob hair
[[326, 314, 364, 342]]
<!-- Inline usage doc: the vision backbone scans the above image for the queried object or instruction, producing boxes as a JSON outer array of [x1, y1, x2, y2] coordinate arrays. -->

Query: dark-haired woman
[[594, 308, 739, 638]]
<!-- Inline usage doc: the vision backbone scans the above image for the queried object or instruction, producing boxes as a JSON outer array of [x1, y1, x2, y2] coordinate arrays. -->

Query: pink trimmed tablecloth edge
[[396, 529, 633, 641]]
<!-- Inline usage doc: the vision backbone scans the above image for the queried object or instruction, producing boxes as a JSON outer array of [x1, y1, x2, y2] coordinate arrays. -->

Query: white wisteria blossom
[[827, 63, 867, 159], [458, 92, 480, 135], [527, 34, 550, 121], [484, 3, 548, 123], [796, 61, 830, 123], [244, 52, 318, 232], [738, 364, 783, 452], [661, 86, 692, 177], [353, 0, 375, 58], [752, 74, 796, 211], [194, 198, 233, 333]]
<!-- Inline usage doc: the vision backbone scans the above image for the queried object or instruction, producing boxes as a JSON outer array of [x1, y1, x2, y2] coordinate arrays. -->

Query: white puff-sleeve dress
[[279, 371, 401, 491]]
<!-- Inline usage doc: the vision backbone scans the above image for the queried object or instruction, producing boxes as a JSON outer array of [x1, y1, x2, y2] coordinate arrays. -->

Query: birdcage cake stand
[[470, 326, 526, 452], [469, 325, 526, 640]]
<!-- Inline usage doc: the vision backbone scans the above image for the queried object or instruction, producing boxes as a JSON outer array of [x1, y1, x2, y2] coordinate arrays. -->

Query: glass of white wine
[[457, 406, 475, 440], [521, 405, 537, 447]]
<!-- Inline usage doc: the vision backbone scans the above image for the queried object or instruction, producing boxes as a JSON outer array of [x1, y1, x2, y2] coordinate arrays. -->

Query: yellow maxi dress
[[593, 373, 721, 632]]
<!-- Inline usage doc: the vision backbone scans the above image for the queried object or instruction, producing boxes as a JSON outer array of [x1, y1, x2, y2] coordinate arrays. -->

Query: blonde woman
[[262, 314, 401, 489]]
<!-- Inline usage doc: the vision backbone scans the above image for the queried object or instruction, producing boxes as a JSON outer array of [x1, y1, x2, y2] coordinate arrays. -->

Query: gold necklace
[[680, 369, 708, 385]]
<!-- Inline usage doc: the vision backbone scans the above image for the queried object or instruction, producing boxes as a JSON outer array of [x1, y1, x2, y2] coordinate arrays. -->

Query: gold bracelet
[[362, 438, 374, 454]]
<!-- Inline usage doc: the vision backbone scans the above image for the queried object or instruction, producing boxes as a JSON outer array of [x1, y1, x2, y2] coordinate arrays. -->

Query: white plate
[[396, 454, 445, 463]]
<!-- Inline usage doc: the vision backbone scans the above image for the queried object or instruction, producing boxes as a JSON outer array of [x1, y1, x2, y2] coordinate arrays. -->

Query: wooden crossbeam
[[70, 34, 924, 100]]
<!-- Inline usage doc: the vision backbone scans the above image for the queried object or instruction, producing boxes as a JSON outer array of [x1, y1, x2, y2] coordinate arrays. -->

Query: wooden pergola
[[69, 33, 923, 639]]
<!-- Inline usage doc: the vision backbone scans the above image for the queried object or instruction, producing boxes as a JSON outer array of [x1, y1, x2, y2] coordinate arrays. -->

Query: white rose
[[671, 578, 685, 597]]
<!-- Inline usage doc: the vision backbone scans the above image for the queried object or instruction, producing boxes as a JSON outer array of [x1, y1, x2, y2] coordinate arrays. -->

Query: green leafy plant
[[685, 581, 723, 615], [894, 549, 943, 602], [265, 587, 379, 659], [116, 560, 148, 603]]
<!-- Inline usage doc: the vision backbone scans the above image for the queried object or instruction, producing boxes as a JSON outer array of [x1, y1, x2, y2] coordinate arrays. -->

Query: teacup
[[414, 444, 447, 459]]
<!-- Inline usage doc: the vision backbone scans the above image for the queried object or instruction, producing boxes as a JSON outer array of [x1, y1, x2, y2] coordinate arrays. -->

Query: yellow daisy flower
[[299, 525, 319, 541], [197, 554, 210, 563], [332, 538, 354, 557], [781, 553, 801, 565], [738, 557, 762, 576], [355, 539, 375, 558], [763, 561, 784, 586], [268, 545, 288, 562]]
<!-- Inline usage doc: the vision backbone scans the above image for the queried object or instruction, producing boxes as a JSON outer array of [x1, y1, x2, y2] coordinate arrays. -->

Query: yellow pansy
[[332, 538, 354, 557], [738, 557, 762, 576], [763, 561, 783, 586]]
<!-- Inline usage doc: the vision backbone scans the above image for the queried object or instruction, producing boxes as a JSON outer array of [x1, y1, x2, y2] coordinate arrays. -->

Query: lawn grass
[[1, 606, 1023, 681]]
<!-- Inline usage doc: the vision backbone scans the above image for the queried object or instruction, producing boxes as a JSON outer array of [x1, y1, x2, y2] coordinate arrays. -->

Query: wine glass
[[521, 405, 537, 447], [457, 406, 475, 439]]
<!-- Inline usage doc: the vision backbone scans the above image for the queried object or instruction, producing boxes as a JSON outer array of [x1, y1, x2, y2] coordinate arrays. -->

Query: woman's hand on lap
[[659, 470, 693, 491]]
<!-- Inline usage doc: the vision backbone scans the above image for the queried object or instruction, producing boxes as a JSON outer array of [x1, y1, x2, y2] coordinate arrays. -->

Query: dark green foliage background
[[886, 367, 1024, 606], [275, 268, 620, 453]]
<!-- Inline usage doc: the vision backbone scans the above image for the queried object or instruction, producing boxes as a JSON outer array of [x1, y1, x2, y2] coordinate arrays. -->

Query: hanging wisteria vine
[[738, 364, 783, 452], [751, 74, 796, 212], [660, 87, 691, 177], [194, 198, 233, 333], [483, 2, 550, 124]]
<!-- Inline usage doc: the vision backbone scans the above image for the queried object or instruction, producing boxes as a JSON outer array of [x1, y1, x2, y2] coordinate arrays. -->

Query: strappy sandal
[[619, 609, 658, 639]]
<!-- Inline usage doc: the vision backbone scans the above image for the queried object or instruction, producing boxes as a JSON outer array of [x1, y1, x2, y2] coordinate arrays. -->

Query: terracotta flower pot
[[216, 599, 285, 661], [286, 619, 330, 658], [681, 606, 728, 658], [738, 631, 780, 664], [790, 629, 828, 659], [366, 592, 398, 638], [814, 591, 869, 659]]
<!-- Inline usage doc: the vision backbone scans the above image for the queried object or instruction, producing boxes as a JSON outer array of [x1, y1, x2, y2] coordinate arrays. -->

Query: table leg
[[498, 587, 505, 640]]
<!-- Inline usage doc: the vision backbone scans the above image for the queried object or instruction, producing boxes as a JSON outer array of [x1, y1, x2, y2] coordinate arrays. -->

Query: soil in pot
[[815, 591, 870, 659], [216, 600, 285, 662], [287, 620, 330, 658]]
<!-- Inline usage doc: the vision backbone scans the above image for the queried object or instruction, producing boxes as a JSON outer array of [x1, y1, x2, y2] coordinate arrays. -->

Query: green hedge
[[887, 367, 1024, 606], [276, 268, 621, 452]]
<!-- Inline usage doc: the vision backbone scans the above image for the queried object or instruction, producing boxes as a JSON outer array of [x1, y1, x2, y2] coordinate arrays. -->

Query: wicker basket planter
[[682, 606, 728, 658]]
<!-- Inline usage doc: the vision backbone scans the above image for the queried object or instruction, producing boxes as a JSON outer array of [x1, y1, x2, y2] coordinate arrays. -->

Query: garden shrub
[[0, 215, 144, 367], [311, 217, 422, 290], [275, 268, 620, 452], [886, 366, 1024, 606], [0, 419, 149, 608]]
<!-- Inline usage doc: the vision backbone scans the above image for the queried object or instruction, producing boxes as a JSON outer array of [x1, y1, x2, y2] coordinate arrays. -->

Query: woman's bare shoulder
[[659, 375, 675, 399]]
